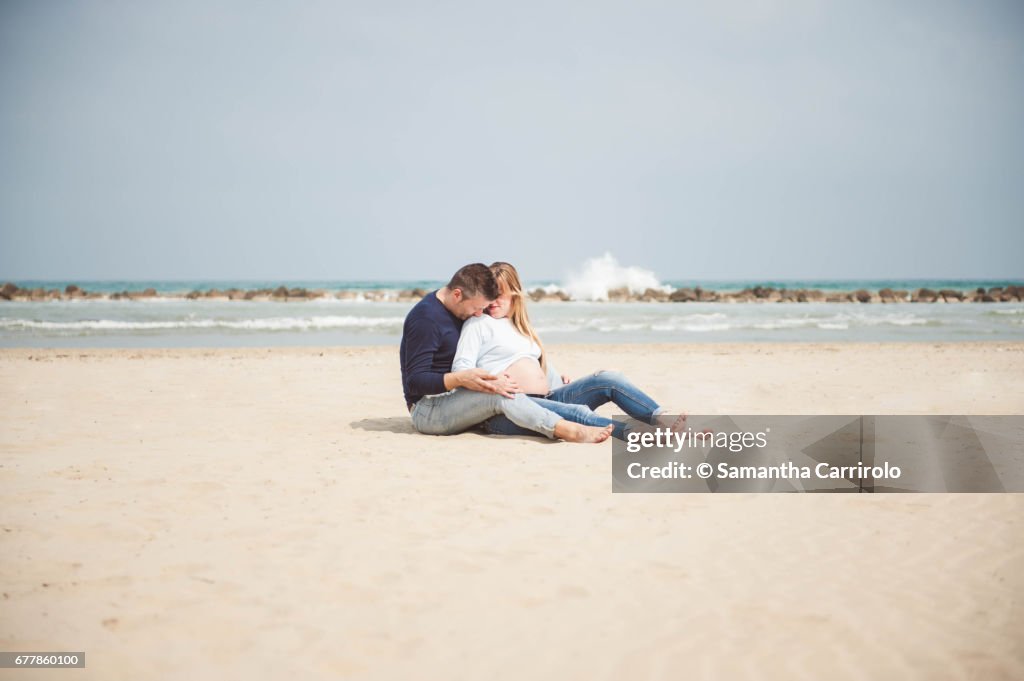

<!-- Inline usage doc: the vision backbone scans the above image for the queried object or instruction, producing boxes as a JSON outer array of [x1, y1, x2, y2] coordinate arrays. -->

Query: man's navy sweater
[[400, 291, 464, 408]]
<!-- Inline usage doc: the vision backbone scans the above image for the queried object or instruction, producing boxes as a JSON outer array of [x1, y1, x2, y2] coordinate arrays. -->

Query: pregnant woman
[[452, 262, 686, 440]]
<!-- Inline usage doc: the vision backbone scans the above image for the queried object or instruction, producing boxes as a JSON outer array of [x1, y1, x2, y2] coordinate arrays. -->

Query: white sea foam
[[751, 312, 931, 330], [561, 253, 671, 301], [678, 322, 732, 332], [0, 316, 405, 332]]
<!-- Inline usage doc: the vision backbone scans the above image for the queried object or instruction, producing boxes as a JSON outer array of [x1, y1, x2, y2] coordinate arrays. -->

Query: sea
[[2, 276, 1022, 348]]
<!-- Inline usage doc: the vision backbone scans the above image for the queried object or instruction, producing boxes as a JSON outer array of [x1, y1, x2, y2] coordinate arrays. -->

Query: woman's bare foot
[[656, 411, 689, 434], [554, 420, 614, 443]]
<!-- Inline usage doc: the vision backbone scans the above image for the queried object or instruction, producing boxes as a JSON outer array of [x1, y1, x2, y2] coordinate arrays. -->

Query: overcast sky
[[1, 0, 1021, 282]]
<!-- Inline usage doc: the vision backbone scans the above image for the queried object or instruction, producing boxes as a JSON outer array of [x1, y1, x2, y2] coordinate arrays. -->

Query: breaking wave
[[560, 253, 671, 301]]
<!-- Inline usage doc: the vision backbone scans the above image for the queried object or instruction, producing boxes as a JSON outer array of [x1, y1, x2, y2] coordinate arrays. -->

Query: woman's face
[[487, 282, 514, 319]]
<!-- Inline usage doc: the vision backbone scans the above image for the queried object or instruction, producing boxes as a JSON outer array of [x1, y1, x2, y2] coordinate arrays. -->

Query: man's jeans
[[410, 388, 563, 438], [483, 370, 664, 440]]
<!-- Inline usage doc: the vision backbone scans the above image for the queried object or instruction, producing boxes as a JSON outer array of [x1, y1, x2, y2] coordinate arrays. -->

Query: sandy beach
[[1, 342, 1023, 680]]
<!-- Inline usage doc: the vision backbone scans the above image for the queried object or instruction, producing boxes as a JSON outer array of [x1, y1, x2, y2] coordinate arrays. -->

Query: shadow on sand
[[350, 416, 556, 443], [350, 417, 418, 435]]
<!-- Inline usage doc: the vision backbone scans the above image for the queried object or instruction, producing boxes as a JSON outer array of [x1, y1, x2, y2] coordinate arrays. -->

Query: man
[[400, 263, 612, 443]]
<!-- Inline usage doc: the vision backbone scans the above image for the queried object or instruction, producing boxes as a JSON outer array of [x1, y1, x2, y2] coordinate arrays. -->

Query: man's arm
[[545, 361, 565, 391], [403, 318, 448, 397], [444, 367, 517, 397]]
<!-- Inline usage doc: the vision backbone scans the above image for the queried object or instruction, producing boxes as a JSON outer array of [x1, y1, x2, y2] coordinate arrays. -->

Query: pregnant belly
[[504, 357, 549, 395]]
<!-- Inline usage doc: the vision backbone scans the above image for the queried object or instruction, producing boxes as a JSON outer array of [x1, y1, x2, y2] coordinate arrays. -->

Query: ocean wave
[[0, 315, 405, 332], [753, 313, 931, 330], [533, 310, 936, 334]]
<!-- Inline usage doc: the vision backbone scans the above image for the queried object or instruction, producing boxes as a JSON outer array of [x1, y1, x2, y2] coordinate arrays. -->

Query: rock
[[912, 288, 938, 303], [670, 288, 696, 302], [186, 290, 202, 300], [396, 289, 414, 301], [0, 282, 17, 300], [880, 288, 913, 301], [65, 284, 81, 295], [639, 288, 668, 302], [854, 289, 871, 303], [795, 289, 825, 302], [878, 291, 897, 303], [980, 294, 997, 303], [939, 289, 963, 302], [272, 286, 289, 298], [694, 287, 719, 302], [878, 288, 900, 301], [607, 286, 631, 301]]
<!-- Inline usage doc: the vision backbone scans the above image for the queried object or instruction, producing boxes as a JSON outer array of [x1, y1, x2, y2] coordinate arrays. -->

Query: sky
[[1, 0, 1022, 282]]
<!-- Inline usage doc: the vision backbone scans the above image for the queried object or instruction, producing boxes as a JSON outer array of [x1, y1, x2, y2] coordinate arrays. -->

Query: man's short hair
[[447, 263, 499, 300]]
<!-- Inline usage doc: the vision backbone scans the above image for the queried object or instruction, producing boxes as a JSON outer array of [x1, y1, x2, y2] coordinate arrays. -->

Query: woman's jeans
[[483, 370, 664, 441], [411, 388, 563, 438]]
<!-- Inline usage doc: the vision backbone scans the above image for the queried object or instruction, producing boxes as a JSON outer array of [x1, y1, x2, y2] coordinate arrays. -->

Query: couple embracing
[[400, 262, 684, 443]]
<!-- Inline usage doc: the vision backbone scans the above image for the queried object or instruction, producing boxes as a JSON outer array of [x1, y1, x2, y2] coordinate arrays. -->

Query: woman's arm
[[545, 361, 570, 391]]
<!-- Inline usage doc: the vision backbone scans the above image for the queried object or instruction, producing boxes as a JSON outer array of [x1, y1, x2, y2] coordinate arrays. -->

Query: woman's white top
[[453, 314, 561, 391]]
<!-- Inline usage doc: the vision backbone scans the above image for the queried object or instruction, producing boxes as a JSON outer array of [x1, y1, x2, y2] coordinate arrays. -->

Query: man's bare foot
[[554, 420, 614, 443]]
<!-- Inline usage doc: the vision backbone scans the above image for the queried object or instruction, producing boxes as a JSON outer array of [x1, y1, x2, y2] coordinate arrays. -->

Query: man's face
[[451, 289, 492, 320]]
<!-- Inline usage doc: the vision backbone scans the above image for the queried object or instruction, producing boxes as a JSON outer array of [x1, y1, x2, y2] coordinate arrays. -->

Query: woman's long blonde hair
[[489, 262, 546, 371]]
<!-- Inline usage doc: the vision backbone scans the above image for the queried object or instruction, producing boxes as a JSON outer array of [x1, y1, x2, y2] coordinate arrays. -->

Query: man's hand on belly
[[446, 368, 521, 398]]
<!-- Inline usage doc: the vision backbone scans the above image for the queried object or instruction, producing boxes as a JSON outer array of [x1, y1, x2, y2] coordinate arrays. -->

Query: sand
[[1, 342, 1023, 680]]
